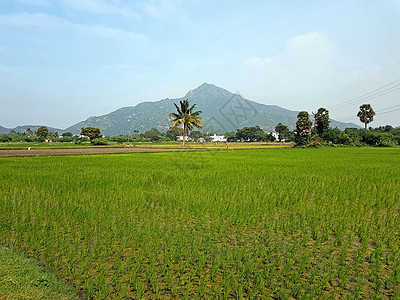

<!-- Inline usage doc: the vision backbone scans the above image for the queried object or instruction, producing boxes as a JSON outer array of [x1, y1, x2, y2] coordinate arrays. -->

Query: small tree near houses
[[81, 127, 101, 140]]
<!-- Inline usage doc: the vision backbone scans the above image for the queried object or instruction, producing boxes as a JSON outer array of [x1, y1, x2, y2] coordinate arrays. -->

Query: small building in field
[[272, 132, 279, 141], [176, 136, 191, 141], [209, 134, 226, 142]]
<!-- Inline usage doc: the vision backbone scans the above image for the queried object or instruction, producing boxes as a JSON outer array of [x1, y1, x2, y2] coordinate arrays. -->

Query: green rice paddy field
[[1, 148, 399, 299]]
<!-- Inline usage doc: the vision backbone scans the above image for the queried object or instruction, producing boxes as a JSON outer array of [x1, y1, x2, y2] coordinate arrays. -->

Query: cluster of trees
[[0, 127, 102, 144], [134, 127, 210, 142], [225, 126, 275, 142], [0, 126, 74, 143], [90, 127, 210, 144], [273, 104, 400, 147]]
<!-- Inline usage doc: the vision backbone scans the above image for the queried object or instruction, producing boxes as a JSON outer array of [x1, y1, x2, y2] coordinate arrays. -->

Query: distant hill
[[0, 126, 9, 135], [0, 125, 63, 135], [1, 83, 359, 136], [65, 83, 359, 135]]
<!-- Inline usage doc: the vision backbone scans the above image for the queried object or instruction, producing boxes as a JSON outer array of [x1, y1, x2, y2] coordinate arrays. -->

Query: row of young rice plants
[[0, 148, 399, 299]]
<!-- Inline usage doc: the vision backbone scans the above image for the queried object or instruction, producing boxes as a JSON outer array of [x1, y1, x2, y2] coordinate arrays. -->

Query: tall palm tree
[[357, 104, 375, 131], [170, 99, 203, 147]]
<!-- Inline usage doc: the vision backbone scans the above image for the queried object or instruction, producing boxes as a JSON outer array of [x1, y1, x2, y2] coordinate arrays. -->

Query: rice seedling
[[0, 147, 399, 298]]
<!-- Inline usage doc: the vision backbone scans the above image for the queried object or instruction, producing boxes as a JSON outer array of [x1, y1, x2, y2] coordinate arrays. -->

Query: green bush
[[55, 137, 74, 143], [0, 135, 12, 142], [111, 136, 128, 143], [363, 132, 393, 147], [321, 129, 351, 145], [91, 138, 108, 145]]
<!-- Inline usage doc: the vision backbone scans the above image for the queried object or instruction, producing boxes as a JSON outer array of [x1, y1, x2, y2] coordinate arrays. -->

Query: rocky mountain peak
[[184, 82, 233, 100]]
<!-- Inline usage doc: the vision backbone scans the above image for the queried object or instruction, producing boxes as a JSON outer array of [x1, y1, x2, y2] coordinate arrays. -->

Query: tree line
[[278, 104, 400, 147]]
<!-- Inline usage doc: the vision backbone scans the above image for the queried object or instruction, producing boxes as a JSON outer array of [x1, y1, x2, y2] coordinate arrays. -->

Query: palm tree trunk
[[182, 124, 186, 147]]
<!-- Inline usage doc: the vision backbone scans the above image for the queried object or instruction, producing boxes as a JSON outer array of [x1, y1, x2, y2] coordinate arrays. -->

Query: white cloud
[[62, 0, 139, 18], [0, 12, 63, 28], [17, 0, 52, 7], [244, 32, 338, 94], [135, 0, 190, 21], [76, 24, 145, 39], [244, 32, 337, 96], [0, 12, 145, 40], [241, 32, 400, 126]]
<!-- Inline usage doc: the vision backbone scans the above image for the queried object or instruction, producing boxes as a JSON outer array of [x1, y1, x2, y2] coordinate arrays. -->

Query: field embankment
[[0, 142, 291, 156]]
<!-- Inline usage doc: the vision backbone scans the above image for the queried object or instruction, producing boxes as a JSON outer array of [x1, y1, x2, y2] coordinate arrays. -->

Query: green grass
[[0, 141, 291, 150], [0, 142, 95, 149], [1, 148, 399, 299], [133, 141, 293, 149], [0, 245, 79, 299]]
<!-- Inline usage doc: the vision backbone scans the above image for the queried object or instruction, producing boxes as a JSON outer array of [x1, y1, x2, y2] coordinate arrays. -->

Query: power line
[[335, 105, 400, 122], [376, 107, 400, 116], [328, 78, 400, 110], [329, 78, 400, 109], [330, 84, 400, 110], [341, 85, 400, 107], [374, 104, 400, 113], [335, 116, 358, 122]]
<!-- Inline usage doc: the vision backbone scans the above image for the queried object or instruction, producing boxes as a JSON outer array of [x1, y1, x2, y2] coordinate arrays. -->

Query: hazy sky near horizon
[[1, 0, 399, 129]]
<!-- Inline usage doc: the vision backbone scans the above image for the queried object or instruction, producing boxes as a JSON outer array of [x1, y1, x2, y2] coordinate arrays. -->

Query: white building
[[176, 136, 191, 141], [209, 134, 226, 142]]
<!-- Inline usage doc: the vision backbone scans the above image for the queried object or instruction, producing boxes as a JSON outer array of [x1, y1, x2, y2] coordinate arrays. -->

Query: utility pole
[[312, 112, 316, 136]]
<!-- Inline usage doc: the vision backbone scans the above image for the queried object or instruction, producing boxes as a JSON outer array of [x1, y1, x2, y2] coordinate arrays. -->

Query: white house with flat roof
[[209, 134, 226, 142], [272, 132, 279, 141], [176, 136, 191, 141]]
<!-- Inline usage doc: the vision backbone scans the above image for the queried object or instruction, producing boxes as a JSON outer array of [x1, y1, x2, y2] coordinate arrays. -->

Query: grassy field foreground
[[0, 148, 399, 299], [0, 245, 78, 299]]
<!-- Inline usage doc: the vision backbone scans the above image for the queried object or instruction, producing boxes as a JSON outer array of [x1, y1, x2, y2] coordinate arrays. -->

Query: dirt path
[[0, 147, 195, 156]]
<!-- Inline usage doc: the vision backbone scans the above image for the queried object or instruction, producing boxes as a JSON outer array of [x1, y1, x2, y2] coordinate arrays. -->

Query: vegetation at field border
[[0, 245, 79, 299]]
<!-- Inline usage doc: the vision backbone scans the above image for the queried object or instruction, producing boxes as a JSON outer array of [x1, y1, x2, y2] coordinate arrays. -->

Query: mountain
[[0, 125, 9, 135], [0, 125, 63, 135], [65, 83, 359, 135], [1, 83, 359, 136]]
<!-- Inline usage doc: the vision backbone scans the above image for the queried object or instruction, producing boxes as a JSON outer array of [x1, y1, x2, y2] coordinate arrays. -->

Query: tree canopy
[[236, 126, 274, 142], [81, 127, 101, 140], [295, 111, 312, 145], [36, 126, 49, 140], [144, 128, 163, 141], [275, 123, 290, 142], [315, 108, 330, 135], [357, 104, 375, 131]]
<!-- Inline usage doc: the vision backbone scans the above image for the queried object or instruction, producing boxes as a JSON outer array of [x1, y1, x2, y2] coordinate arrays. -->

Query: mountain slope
[[0, 126, 9, 135], [65, 83, 358, 135], [0, 125, 63, 135]]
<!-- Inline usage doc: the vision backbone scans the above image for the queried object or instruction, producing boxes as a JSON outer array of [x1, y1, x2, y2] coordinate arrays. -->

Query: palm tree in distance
[[357, 104, 375, 131], [170, 99, 203, 147]]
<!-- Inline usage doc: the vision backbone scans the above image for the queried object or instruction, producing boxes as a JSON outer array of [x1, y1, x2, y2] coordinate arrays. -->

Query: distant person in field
[[226, 141, 229, 149]]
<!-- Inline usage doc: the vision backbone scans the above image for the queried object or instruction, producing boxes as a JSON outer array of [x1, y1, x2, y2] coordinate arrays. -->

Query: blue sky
[[1, 0, 399, 129]]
